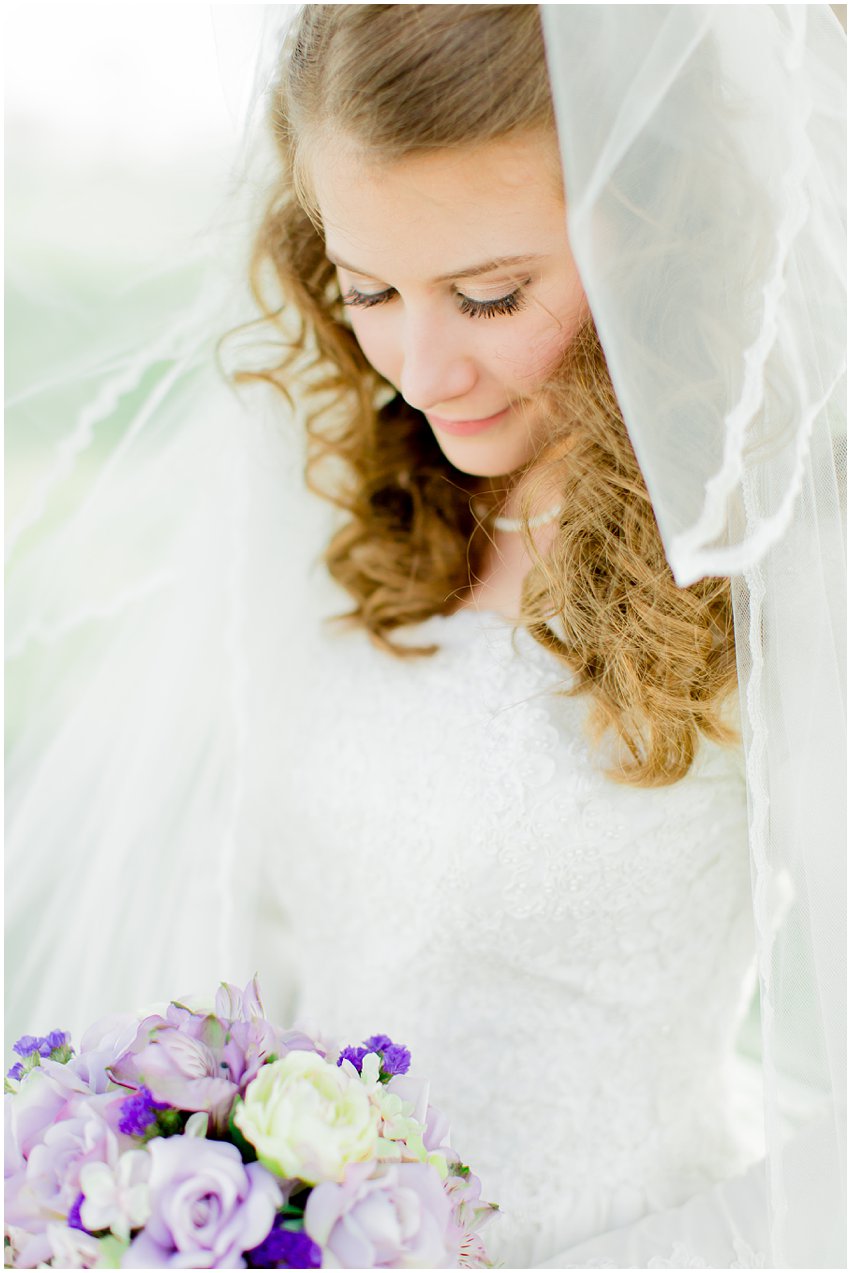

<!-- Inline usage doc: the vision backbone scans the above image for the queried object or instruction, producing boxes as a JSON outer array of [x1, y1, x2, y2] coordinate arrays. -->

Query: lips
[[425, 406, 511, 437]]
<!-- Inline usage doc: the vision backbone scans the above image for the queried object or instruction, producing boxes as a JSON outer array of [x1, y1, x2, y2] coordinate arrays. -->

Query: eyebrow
[[325, 250, 546, 283]]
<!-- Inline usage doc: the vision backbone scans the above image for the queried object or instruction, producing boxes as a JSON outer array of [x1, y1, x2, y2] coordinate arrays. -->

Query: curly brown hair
[[233, 4, 738, 787]]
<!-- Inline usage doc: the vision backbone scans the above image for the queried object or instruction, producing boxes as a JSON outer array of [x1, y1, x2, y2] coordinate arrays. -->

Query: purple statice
[[117, 1085, 170, 1136], [44, 1030, 71, 1054], [12, 1035, 43, 1059], [6, 1062, 25, 1081], [246, 1219, 321, 1270], [11, 1030, 72, 1066], [379, 1043, 411, 1076], [338, 1035, 411, 1079], [67, 1192, 86, 1233], [363, 1034, 393, 1052], [336, 1046, 369, 1073]]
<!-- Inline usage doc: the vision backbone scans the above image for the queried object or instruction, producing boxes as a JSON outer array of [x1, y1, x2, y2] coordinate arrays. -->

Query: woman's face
[[309, 129, 589, 478]]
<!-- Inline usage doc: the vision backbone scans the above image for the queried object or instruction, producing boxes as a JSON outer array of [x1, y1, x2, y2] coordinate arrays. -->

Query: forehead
[[308, 129, 567, 282]]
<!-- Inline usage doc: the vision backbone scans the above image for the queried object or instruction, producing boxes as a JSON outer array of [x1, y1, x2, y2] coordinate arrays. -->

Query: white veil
[[6, 5, 845, 1268], [541, 5, 846, 1266]]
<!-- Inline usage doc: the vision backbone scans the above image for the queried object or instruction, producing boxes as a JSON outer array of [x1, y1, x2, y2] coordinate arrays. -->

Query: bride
[[6, 5, 845, 1269]]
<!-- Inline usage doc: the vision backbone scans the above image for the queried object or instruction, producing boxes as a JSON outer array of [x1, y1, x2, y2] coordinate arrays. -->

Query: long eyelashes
[[341, 286, 395, 310], [456, 290, 526, 319], [340, 285, 529, 320]]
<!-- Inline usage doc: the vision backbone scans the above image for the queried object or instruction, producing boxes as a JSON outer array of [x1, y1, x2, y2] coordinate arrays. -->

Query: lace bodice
[[247, 598, 759, 1268]]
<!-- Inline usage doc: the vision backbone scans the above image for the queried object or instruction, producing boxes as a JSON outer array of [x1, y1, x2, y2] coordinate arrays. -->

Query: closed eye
[[340, 285, 529, 320], [340, 286, 396, 310]]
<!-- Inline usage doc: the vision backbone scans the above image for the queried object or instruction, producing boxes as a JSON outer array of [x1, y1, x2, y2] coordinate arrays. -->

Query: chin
[[434, 436, 535, 479]]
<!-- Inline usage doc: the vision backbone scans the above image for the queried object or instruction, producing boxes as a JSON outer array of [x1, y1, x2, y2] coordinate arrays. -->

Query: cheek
[[348, 313, 399, 382], [493, 308, 582, 389]]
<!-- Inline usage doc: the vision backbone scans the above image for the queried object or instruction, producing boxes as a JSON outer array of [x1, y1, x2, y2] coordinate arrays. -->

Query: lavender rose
[[121, 1136, 281, 1269], [304, 1161, 460, 1268]]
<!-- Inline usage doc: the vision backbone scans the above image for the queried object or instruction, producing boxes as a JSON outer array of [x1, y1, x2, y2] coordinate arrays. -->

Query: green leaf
[[277, 1203, 307, 1221], [227, 1097, 257, 1164], [94, 1235, 130, 1269], [154, 1108, 187, 1138]]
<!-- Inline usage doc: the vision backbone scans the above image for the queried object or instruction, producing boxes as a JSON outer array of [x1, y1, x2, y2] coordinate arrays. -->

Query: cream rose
[[233, 1052, 380, 1185]]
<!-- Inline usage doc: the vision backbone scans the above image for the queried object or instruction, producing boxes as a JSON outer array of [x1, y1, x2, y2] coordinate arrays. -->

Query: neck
[[475, 472, 561, 527]]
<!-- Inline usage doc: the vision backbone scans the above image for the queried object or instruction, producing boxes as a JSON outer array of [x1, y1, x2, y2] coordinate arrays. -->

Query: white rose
[[234, 1052, 380, 1184]]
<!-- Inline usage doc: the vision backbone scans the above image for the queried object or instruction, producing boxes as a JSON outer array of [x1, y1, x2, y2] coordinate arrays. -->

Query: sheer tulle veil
[[540, 7, 846, 1265], [5, 5, 845, 1267]]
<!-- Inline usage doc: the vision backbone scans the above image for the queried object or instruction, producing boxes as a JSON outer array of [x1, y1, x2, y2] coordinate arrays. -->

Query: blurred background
[[6, 5, 295, 747], [7, 4, 262, 501]]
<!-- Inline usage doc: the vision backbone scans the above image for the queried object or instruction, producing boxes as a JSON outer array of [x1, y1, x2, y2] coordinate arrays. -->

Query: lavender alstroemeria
[[444, 1161, 500, 1266], [382, 1073, 452, 1154], [108, 1017, 237, 1132], [214, 976, 265, 1023], [109, 1000, 320, 1133]]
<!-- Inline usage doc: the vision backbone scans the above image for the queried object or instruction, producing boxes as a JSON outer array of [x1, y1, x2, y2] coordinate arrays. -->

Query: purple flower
[[380, 1044, 411, 1077], [374, 1070, 454, 1158], [5, 1090, 124, 1239], [108, 1016, 240, 1133], [109, 1004, 319, 1134], [215, 976, 266, 1024], [121, 1135, 282, 1269], [443, 1163, 500, 1268], [246, 1218, 322, 1269], [337, 1035, 411, 1079], [118, 1085, 170, 1136], [363, 1035, 393, 1052], [12, 1031, 70, 1061], [6, 1062, 25, 1082], [67, 1191, 86, 1232], [304, 1161, 460, 1268], [337, 1046, 368, 1073], [8, 1061, 101, 1159], [12, 1035, 43, 1059]]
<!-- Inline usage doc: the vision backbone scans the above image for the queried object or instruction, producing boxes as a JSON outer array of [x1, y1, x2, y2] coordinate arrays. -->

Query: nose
[[397, 309, 478, 414]]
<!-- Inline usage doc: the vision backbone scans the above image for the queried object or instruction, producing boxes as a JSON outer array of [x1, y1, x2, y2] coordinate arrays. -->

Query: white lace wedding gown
[[7, 377, 768, 1269], [234, 392, 765, 1267]]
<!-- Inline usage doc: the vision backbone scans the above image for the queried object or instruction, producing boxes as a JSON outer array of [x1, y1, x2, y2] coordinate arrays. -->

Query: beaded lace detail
[[253, 604, 758, 1267]]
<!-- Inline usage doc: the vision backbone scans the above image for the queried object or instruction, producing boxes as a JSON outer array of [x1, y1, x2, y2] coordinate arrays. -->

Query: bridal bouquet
[[4, 979, 497, 1269]]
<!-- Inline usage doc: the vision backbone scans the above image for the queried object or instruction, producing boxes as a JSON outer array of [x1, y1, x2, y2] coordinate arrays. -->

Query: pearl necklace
[[492, 501, 563, 533]]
